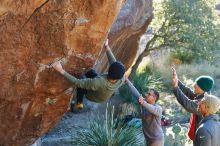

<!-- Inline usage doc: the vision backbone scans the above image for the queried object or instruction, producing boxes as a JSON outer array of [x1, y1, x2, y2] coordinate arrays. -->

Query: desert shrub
[[120, 65, 165, 109], [149, 51, 220, 94], [70, 106, 144, 146], [171, 49, 194, 64]]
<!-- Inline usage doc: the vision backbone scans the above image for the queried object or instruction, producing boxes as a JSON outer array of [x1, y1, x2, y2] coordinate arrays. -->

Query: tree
[[130, 0, 220, 78]]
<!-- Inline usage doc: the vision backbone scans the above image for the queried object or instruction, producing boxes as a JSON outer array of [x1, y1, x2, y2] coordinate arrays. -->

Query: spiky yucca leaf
[[70, 106, 144, 146]]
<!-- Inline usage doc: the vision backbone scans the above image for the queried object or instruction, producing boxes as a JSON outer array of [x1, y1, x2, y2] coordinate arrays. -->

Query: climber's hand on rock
[[104, 39, 110, 51], [52, 62, 65, 74]]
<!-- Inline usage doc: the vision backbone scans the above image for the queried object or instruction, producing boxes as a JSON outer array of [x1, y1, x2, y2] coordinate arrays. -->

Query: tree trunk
[[129, 35, 157, 78], [129, 19, 168, 79]]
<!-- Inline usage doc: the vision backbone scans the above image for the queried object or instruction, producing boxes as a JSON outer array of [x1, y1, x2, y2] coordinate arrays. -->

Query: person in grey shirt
[[195, 93, 220, 146], [126, 80, 164, 146]]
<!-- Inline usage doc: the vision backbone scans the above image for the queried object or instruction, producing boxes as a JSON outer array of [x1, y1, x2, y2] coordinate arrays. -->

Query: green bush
[[120, 65, 165, 108], [171, 49, 194, 64], [133, 67, 165, 95], [70, 106, 144, 146]]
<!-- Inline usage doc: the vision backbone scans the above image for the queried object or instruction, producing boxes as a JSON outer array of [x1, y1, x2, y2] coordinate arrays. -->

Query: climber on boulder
[[52, 39, 126, 112]]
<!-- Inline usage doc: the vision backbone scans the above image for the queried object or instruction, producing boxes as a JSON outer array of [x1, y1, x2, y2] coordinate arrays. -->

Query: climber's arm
[[104, 39, 117, 65]]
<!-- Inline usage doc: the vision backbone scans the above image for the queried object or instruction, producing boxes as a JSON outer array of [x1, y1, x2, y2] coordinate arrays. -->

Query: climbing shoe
[[71, 101, 90, 113], [75, 102, 84, 110], [71, 102, 84, 111]]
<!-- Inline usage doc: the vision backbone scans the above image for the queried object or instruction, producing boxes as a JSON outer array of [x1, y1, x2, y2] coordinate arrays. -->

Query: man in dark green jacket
[[53, 39, 125, 110], [172, 67, 214, 145]]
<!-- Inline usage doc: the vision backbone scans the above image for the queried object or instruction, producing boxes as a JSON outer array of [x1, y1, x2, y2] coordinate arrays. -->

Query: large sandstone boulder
[[96, 0, 153, 72], [0, 0, 152, 146]]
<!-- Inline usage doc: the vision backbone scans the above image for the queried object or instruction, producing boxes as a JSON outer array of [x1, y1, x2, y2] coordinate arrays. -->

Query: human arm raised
[[172, 67, 196, 99], [104, 39, 117, 65], [126, 80, 162, 117], [173, 87, 199, 113]]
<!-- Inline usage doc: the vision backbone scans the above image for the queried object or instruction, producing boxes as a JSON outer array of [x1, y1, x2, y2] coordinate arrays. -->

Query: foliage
[[133, 67, 165, 95], [130, 0, 220, 79], [70, 106, 144, 146], [150, 0, 220, 62], [172, 124, 181, 134], [145, 50, 220, 95], [120, 65, 165, 107], [171, 49, 194, 64], [164, 124, 192, 146], [217, 111, 220, 117]]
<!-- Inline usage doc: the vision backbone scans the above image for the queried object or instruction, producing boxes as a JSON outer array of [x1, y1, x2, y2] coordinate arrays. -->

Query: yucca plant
[[70, 105, 144, 146], [120, 65, 165, 109]]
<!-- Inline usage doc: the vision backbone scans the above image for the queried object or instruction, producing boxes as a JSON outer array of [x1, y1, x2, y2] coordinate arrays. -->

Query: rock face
[[96, 0, 153, 72], [0, 0, 152, 146]]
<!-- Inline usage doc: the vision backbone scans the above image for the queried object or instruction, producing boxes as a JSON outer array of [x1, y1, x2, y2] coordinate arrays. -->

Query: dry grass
[[148, 50, 220, 95]]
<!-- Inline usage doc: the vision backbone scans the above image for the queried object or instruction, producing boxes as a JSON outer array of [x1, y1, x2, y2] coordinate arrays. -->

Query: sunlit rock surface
[[0, 0, 152, 145]]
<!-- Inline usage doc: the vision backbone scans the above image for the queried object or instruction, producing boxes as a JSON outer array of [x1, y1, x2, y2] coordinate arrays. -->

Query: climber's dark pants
[[76, 69, 98, 103]]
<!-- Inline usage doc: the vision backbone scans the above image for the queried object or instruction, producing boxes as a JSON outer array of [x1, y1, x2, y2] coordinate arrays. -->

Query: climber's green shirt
[[63, 72, 125, 102], [62, 49, 125, 102]]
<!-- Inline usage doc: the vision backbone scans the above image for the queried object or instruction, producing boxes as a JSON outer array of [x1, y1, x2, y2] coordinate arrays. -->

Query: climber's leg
[[72, 69, 98, 110]]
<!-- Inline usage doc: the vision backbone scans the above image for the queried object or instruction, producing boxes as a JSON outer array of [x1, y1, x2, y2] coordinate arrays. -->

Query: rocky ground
[[37, 91, 193, 146], [40, 91, 124, 146]]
